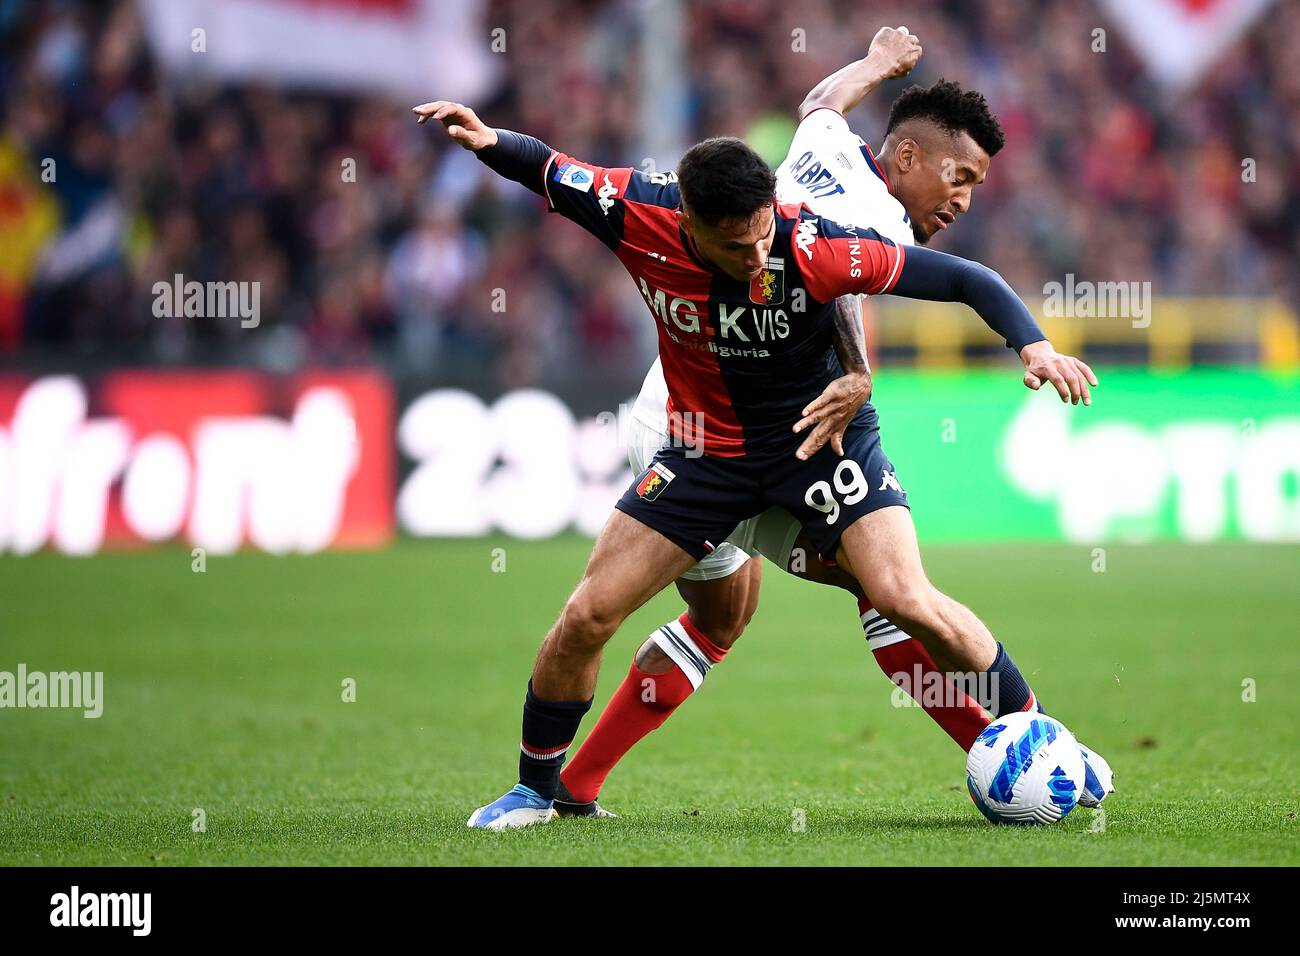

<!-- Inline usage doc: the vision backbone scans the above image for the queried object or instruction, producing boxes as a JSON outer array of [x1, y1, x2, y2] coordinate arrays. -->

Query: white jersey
[[632, 108, 914, 433]]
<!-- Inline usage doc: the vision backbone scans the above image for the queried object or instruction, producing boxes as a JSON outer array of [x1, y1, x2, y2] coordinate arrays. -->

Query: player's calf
[[560, 611, 732, 805], [870, 583, 1043, 716], [839, 508, 1045, 718]]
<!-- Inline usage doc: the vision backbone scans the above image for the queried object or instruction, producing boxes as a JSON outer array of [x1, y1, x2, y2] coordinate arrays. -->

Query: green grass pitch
[[1, 538, 1296, 866]]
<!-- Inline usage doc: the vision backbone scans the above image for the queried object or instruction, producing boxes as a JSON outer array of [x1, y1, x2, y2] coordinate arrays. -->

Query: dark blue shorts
[[616, 410, 909, 562]]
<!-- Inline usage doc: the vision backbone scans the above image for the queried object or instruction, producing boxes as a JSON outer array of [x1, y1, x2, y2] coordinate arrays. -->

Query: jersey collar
[[861, 144, 893, 194]]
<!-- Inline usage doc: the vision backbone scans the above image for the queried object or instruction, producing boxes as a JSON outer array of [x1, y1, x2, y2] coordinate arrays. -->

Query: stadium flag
[[1098, 0, 1274, 93], [137, 0, 500, 100]]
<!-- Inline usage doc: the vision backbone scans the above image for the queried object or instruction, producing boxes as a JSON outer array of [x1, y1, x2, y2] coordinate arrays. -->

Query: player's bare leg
[[532, 510, 697, 701], [556, 559, 761, 814], [836, 506, 1114, 803], [777, 532, 991, 749], [559, 524, 993, 815], [837, 507, 1002, 675], [467, 510, 696, 829]]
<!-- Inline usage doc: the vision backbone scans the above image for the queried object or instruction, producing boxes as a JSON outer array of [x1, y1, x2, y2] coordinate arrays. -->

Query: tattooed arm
[[793, 295, 873, 460], [830, 294, 870, 377]]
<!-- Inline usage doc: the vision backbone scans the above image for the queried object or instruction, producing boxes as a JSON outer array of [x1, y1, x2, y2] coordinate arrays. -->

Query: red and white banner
[[138, 0, 500, 101], [0, 371, 394, 555], [1098, 0, 1275, 92]]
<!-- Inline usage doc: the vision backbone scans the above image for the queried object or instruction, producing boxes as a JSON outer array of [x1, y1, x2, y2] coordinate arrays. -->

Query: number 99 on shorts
[[804, 459, 872, 525]]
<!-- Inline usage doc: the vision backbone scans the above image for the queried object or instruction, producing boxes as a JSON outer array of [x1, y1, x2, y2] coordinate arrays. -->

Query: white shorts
[[627, 415, 803, 581]]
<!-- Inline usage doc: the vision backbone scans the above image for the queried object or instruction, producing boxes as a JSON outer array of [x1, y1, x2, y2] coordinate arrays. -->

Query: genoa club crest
[[749, 256, 785, 305], [636, 462, 676, 501]]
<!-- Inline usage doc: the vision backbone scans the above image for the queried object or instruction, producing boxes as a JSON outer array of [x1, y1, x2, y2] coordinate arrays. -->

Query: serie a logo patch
[[636, 462, 675, 501], [553, 161, 594, 192], [749, 256, 785, 305]]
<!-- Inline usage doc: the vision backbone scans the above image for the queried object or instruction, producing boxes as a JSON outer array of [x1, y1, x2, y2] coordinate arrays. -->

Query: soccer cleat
[[466, 784, 557, 830], [552, 780, 618, 819], [1076, 744, 1115, 807]]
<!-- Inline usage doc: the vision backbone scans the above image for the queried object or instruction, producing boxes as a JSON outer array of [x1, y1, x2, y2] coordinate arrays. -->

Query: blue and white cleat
[[1077, 744, 1115, 807], [466, 784, 557, 830]]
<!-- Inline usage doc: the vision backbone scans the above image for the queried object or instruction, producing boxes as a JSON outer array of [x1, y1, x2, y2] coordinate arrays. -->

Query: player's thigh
[[674, 555, 762, 649], [835, 504, 931, 613], [572, 509, 699, 629]]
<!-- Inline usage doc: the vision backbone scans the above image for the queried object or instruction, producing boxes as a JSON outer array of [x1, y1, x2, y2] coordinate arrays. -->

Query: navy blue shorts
[[616, 410, 909, 562]]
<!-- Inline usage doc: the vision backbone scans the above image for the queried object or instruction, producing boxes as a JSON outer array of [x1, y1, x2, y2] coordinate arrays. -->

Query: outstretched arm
[[799, 26, 922, 119], [795, 224, 1097, 404], [414, 101, 546, 192], [414, 100, 639, 249], [890, 246, 1098, 405]]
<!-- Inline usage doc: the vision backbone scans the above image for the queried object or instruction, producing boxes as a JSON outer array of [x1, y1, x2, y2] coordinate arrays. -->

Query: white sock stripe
[[664, 621, 713, 676], [650, 621, 708, 691], [860, 608, 882, 627], [863, 616, 899, 638], [867, 628, 911, 652], [520, 743, 568, 761]]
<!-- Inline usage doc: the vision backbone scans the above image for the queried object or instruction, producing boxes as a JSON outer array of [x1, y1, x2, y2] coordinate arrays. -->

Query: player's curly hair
[[677, 137, 776, 226], [886, 79, 1005, 156]]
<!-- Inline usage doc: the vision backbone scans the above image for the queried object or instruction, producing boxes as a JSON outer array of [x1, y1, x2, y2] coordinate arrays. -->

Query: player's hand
[[411, 101, 498, 151], [793, 371, 872, 460], [866, 26, 922, 80], [1019, 340, 1098, 406]]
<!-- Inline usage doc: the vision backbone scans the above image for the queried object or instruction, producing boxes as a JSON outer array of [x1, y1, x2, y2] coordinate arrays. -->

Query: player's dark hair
[[886, 79, 1005, 156], [677, 137, 776, 226]]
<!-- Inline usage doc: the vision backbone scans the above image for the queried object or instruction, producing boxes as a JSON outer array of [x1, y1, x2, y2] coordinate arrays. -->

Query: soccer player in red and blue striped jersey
[[416, 60, 1108, 828]]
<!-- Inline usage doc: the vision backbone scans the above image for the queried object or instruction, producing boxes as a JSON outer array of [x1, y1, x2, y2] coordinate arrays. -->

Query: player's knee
[[872, 579, 944, 636], [556, 591, 624, 652]]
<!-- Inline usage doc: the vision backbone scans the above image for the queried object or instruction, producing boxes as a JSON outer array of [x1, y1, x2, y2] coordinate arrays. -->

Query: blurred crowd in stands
[[2, 0, 1297, 387]]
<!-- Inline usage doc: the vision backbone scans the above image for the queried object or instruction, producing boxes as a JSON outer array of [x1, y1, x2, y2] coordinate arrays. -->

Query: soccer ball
[[965, 711, 1085, 825]]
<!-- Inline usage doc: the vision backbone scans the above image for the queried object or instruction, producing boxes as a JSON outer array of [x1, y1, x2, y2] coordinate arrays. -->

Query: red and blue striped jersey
[[508, 145, 906, 457]]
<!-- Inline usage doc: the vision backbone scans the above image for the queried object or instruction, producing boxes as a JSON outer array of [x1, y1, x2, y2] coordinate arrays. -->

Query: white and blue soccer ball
[[965, 711, 1086, 825]]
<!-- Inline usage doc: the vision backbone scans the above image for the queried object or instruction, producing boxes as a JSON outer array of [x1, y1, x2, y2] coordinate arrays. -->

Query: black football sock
[[984, 642, 1046, 717], [518, 680, 592, 800]]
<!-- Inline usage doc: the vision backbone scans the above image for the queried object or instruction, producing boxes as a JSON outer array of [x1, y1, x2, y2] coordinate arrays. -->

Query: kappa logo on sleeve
[[635, 462, 676, 501], [554, 161, 595, 192], [598, 173, 619, 215], [795, 218, 819, 260]]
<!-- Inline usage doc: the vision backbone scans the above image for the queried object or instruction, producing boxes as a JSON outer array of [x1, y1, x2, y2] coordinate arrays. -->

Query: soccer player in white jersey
[[554, 27, 1114, 817]]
